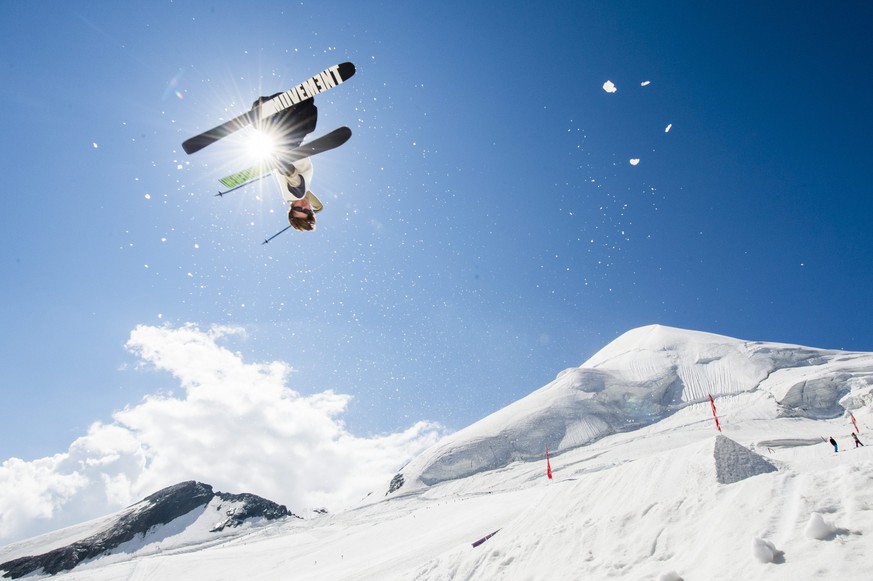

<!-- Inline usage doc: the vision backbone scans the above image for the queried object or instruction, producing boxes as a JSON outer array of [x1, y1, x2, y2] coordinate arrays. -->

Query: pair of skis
[[182, 62, 355, 155], [215, 126, 352, 196], [182, 62, 355, 198]]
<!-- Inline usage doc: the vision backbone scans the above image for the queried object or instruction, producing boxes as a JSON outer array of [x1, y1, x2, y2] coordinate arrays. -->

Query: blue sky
[[2, 0, 872, 473]]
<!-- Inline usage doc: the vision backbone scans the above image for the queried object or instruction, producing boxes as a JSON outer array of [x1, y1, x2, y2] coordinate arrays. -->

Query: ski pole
[[262, 224, 293, 244]]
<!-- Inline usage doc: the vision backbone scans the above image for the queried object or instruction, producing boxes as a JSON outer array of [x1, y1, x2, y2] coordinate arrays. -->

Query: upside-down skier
[[182, 62, 356, 240], [251, 94, 324, 232]]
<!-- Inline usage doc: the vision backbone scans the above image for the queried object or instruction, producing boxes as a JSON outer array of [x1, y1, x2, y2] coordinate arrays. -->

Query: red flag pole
[[709, 393, 722, 432], [546, 447, 553, 479], [850, 412, 860, 434]]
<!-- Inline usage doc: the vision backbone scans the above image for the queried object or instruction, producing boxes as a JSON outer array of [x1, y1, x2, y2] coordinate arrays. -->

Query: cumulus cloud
[[0, 324, 445, 544]]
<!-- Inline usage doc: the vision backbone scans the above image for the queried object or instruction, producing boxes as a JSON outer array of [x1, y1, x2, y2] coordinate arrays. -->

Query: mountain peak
[[0, 482, 293, 579], [388, 326, 872, 493]]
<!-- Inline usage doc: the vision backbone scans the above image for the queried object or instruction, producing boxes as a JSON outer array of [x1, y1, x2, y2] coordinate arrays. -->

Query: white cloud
[[0, 456, 89, 541], [602, 80, 617, 93], [0, 324, 445, 543]]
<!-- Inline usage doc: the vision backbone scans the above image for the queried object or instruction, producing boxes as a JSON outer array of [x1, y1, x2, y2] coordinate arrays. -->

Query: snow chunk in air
[[602, 80, 617, 93]]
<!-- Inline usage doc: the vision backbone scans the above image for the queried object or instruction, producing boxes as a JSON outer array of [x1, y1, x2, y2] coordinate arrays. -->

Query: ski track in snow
[[773, 472, 804, 546]]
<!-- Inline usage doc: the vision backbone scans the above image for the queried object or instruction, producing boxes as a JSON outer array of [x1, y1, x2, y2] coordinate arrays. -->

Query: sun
[[245, 128, 278, 163]]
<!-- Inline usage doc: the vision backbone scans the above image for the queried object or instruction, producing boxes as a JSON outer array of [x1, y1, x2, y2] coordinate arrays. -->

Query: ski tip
[[338, 62, 356, 79], [181, 139, 198, 155]]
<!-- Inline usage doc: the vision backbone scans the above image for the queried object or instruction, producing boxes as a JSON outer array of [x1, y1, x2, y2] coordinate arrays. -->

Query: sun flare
[[245, 129, 278, 163]]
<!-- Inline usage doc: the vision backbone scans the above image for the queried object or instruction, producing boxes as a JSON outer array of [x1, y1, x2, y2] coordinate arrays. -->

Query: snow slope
[[395, 325, 873, 490], [2, 325, 872, 580]]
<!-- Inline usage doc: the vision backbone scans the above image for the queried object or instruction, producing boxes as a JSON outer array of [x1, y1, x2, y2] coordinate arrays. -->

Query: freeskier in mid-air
[[182, 62, 356, 240]]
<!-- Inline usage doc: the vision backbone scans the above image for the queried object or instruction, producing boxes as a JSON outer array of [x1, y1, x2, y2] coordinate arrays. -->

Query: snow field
[[4, 326, 873, 580], [5, 418, 872, 580]]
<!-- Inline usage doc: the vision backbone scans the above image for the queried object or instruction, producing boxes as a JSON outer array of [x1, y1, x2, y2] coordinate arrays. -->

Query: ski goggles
[[290, 206, 314, 219]]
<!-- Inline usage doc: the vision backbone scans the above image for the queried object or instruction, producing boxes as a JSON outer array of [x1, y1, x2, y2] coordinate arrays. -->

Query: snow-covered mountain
[[2, 325, 872, 580], [0, 481, 294, 579], [390, 325, 872, 492]]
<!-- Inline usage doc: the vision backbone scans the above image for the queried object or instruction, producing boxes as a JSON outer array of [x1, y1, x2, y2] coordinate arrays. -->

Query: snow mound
[[805, 512, 837, 540], [713, 435, 777, 484], [751, 536, 782, 563]]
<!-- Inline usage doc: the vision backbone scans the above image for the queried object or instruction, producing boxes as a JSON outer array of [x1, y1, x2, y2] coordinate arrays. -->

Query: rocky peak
[[0, 481, 293, 579]]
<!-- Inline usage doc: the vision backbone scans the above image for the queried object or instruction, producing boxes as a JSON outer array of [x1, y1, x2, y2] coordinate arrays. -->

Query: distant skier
[[251, 94, 322, 231], [851, 432, 864, 448], [829, 436, 838, 453]]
